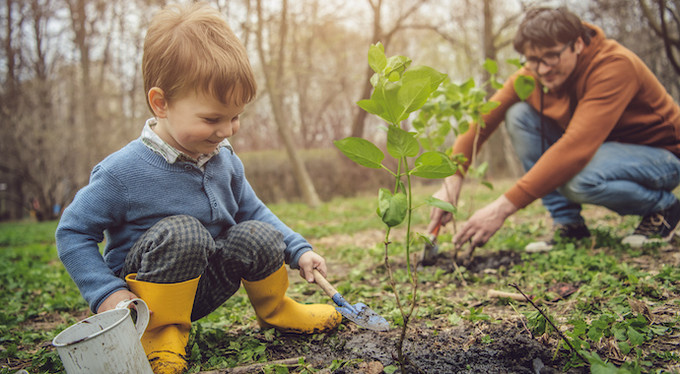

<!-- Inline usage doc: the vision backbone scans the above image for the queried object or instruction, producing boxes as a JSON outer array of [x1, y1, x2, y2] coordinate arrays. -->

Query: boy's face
[[523, 37, 583, 92], [151, 89, 245, 159]]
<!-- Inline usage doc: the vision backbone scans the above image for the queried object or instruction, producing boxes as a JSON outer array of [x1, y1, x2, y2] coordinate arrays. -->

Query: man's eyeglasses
[[522, 41, 574, 70]]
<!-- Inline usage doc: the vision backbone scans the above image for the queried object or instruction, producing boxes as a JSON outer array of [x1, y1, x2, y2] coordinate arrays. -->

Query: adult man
[[428, 7, 680, 252]]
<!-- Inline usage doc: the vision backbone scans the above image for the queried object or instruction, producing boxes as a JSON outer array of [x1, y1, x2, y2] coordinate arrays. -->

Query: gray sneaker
[[622, 200, 680, 248], [525, 222, 591, 253]]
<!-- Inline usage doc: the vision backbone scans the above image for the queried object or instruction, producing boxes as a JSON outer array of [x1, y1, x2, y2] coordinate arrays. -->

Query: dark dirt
[[423, 248, 524, 275], [264, 320, 581, 374], [262, 248, 587, 374]]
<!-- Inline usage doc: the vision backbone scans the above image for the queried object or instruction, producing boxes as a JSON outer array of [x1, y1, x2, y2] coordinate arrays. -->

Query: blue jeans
[[505, 102, 680, 225]]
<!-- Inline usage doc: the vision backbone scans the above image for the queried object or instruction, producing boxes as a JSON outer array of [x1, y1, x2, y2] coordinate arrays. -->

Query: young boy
[[55, 3, 341, 373]]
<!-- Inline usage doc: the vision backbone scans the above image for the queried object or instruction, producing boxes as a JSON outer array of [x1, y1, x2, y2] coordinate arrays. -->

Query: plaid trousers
[[120, 215, 285, 321]]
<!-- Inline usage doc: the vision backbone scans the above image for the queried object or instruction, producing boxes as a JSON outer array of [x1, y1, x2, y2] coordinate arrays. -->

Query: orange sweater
[[454, 24, 680, 209]]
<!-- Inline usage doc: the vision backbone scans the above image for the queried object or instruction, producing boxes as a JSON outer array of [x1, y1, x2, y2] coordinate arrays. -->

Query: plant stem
[[509, 283, 588, 365], [382, 233, 407, 372]]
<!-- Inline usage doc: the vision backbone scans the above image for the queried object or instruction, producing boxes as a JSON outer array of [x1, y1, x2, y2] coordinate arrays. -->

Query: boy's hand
[[297, 251, 327, 283], [97, 289, 139, 313]]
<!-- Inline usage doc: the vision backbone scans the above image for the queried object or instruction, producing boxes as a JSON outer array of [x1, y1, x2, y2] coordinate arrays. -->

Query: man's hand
[[427, 175, 463, 233], [97, 289, 139, 313], [297, 251, 327, 283], [453, 195, 518, 250]]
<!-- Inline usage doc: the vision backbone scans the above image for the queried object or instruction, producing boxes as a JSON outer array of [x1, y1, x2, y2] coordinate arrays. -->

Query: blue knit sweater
[[56, 139, 311, 312]]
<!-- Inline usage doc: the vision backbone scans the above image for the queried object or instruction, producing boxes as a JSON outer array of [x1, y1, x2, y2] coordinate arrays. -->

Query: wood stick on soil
[[509, 283, 588, 366], [451, 259, 468, 287], [487, 289, 527, 301], [196, 357, 302, 374]]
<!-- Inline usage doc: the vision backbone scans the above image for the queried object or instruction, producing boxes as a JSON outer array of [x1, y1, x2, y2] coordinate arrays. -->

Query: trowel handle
[[312, 269, 339, 299], [430, 222, 442, 237]]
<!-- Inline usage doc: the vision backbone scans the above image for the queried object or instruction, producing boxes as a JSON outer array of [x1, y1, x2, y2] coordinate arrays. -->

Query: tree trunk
[[255, 0, 321, 207], [477, 0, 521, 179]]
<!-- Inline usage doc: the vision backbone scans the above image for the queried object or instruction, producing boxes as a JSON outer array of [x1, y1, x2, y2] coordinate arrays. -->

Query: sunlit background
[[1, 0, 677, 220]]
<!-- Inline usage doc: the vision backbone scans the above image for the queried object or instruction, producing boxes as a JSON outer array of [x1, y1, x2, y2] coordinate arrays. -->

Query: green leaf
[[398, 66, 447, 116], [588, 325, 604, 342], [404, 65, 447, 92], [468, 161, 489, 179], [457, 120, 469, 135], [483, 58, 498, 75], [384, 365, 398, 374], [357, 98, 382, 116], [590, 362, 621, 374], [334, 137, 384, 169], [377, 188, 407, 227], [506, 58, 523, 69], [384, 55, 411, 77], [514, 75, 536, 101], [618, 340, 632, 355], [379, 80, 403, 124], [425, 196, 456, 214], [459, 78, 475, 95], [386, 126, 419, 158], [411, 151, 458, 179], [479, 101, 500, 114], [398, 79, 430, 120], [612, 324, 627, 341], [190, 343, 201, 361], [627, 326, 645, 346], [368, 43, 386, 73], [369, 72, 380, 87]]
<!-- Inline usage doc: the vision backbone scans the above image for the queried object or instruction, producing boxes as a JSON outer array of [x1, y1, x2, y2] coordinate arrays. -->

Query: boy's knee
[[230, 221, 285, 262], [145, 215, 213, 256], [125, 215, 212, 282]]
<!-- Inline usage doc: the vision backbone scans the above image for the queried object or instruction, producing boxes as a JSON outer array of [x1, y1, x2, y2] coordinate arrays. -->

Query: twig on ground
[[509, 283, 588, 366], [196, 357, 303, 374], [487, 289, 527, 302], [509, 302, 534, 338], [450, 259, 468, 287]]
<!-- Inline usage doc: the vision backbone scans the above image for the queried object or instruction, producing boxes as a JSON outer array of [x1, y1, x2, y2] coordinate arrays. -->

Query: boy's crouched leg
[[123, 215, 210, 374], [223, 221, 341, 334], [126, 274, 199, 374], [242, 265, 341, 334]]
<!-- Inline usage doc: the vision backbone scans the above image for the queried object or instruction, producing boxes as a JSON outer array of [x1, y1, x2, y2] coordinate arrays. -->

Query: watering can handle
[[116, 298, 150, 339]]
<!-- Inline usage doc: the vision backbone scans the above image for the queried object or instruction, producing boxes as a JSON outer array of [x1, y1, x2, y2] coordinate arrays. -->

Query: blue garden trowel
[[312, 269, 389, 332]]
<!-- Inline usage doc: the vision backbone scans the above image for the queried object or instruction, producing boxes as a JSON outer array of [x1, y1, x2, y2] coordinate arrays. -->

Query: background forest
[[2, 0, 680, 220]]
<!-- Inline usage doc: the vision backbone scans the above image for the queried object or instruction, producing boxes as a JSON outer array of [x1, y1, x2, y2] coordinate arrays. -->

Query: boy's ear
[[148, 87, 168, 118]]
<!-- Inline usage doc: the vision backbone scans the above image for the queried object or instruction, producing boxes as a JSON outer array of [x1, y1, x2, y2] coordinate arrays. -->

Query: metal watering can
[[52, 299, 153, 374]]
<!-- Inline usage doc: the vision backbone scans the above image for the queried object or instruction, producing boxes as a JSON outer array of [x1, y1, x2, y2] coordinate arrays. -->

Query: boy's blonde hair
[[143, 2, 257, 112]]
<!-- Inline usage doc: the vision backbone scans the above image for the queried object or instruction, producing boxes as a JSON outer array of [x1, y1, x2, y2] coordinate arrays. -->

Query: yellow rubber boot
[[126, 274, 200, 374], [242, 265, 341, 334]]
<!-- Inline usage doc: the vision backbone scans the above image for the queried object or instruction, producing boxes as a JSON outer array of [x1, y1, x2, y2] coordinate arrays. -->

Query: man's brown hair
[[142, 2, 257, 113], [513, 7, 592, 54]]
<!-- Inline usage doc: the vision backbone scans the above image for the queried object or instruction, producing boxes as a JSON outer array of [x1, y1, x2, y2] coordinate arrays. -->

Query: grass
[[1, 180, 679, 373]]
